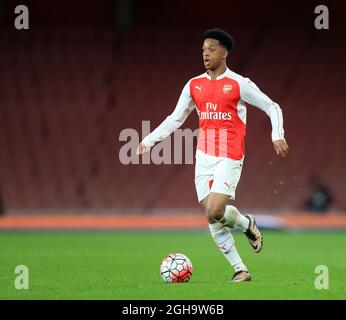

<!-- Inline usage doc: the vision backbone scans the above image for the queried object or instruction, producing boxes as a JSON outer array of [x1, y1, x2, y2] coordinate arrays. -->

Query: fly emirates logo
[[199, 102, 232, 121]]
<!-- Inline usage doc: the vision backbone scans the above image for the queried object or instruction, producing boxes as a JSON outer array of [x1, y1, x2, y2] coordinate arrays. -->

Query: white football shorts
[[195, 149, 244, 202]]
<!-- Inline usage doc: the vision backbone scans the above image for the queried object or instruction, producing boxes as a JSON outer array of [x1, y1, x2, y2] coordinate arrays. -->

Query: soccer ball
[[160, 253, 193, 283]]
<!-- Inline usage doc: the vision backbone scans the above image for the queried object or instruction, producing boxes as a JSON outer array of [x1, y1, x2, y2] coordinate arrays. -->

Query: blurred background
[[0, 0, 345, 230]]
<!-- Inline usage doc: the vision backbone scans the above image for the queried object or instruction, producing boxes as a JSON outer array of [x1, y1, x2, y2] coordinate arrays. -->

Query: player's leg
[[208, 200, 263, 253], [202, 193, 251, 282], [195, 153, 261, 282], [210, 157, 263, 253], [196, 158, 249, 279]]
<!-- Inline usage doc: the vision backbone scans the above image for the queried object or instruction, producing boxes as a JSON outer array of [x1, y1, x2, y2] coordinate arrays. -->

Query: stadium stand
[[0, 3, 345, 213]]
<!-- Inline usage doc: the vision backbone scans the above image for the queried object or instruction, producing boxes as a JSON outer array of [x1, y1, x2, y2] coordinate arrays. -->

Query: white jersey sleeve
[[239, 77, 285, 141], [141, 80, 195, 147]]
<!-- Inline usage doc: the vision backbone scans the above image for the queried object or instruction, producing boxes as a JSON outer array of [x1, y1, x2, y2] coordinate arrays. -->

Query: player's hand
[[136, 142, 150, 155], [273, 139, 289, 158]]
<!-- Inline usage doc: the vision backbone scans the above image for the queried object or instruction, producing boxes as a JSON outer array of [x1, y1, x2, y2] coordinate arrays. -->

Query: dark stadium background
[[0, 0, 345, 229], [1, 0, 346, 301]]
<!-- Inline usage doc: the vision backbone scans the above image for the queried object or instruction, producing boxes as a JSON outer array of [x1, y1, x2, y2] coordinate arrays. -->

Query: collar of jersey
[[205, 67, 230, 80]]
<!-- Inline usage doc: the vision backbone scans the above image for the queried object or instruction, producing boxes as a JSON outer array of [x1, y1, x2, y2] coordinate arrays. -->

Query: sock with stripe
[[219, 205, 250, 232], [209, 221, 248, 272]]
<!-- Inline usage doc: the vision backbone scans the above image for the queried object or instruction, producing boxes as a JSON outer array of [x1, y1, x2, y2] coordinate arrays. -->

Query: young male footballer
[[137, 28, 289, 282]]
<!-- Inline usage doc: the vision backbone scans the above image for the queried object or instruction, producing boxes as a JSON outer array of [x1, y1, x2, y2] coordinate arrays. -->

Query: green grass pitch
[[0, 230, 345, 299]]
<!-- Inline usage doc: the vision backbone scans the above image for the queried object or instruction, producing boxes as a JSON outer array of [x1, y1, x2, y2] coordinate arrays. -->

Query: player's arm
[[136, 81, 195, 155], [239, 78, 289, 158]]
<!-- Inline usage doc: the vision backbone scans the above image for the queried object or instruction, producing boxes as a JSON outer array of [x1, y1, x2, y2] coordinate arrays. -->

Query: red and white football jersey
[[142, 68, 285, 160]]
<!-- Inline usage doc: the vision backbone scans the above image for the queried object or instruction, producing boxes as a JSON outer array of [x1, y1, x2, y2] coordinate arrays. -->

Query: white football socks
[[220, 205, 250, 232], [209, 222, 248, 273]]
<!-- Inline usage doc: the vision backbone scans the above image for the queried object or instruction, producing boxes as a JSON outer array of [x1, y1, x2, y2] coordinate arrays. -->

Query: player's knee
[[206, 203, 225, 223]]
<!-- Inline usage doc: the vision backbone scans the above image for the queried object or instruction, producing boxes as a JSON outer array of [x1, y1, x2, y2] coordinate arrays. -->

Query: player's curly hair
[[203, 28, 235, 52]]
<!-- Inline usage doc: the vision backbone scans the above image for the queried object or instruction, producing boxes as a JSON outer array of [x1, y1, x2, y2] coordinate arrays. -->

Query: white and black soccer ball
[[160, 253, 193, 283]]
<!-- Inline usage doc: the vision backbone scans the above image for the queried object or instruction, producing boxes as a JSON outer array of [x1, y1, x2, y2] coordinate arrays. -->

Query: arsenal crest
[[223, 83, 232, 94]]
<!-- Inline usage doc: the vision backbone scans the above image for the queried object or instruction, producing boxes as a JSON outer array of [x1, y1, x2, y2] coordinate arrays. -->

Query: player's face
[[202, 38, 228, 70]]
